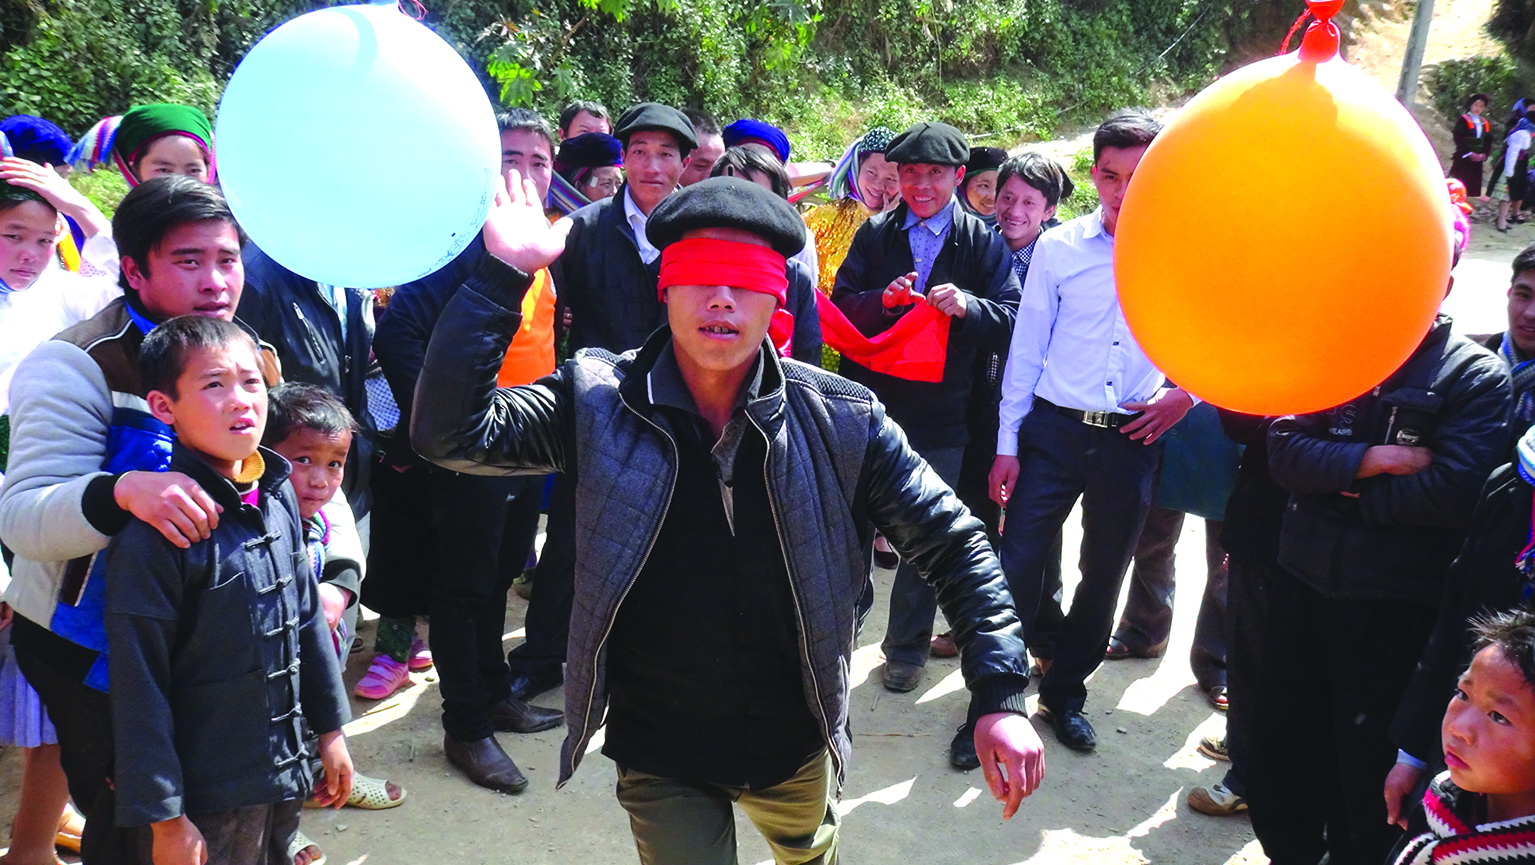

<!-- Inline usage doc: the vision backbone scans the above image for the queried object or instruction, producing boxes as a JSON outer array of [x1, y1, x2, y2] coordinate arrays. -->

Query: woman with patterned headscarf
[[801, 127, 899, 296], [70, 103, 215, 186]]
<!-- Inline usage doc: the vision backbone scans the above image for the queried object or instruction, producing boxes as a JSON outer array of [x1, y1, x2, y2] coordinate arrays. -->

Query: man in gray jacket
[[411, 173, 1044, 863]]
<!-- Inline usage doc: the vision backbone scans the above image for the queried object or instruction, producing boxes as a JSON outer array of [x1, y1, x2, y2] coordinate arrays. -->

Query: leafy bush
[[2, 0, 1299, 158], [1425, 54, 1527, 122]]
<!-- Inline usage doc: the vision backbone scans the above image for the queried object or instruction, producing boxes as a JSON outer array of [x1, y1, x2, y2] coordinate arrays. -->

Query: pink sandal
[[407, 636, 433, 672], [353, 654, 410, 700]]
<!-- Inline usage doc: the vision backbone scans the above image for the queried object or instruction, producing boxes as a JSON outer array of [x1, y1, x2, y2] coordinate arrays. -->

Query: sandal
[[306, 771, 407, 810], [1104, 635, 1158, 660], [55, 803, 84, 853], [288, 831, 326, 865], [407, 635, 433, 672]]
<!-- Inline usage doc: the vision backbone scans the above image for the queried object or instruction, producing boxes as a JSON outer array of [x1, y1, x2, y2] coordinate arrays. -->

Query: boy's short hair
[[496, 109, 557, 154], [113, 176, 243, 290], [558, 100, 610, 134], [996, 152, 1074, 209], [263, 382, 357, 447], [1514, 244, 1535, 282], [1470, 607, 1535, 692], [1093, 110, 1161, 163], [138, 315, 258, 399], [1467, 92, 1492, 109], [710, 145, 789, 199], [683, 108, 721, 138]]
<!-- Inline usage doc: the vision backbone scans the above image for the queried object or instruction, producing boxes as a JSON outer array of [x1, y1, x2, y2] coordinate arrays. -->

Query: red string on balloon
[[398, 0, 427, 19]]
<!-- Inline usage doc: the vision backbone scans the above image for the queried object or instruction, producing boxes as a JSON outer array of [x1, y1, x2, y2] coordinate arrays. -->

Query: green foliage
[[70, 165, 129, 217], [1426, 55, 1526, 122], [2, 0, 1298, 159]]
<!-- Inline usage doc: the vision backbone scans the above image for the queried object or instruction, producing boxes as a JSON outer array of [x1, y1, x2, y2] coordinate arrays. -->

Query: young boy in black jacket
[[104, 316, 353, 865]]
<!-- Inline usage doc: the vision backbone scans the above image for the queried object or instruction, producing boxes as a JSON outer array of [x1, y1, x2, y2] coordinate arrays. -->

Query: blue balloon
[[216, 3, 499, 287]]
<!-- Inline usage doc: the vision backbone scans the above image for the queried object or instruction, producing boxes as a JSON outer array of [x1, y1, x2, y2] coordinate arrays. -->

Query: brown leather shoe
[[930, 630, 958, 659], [443, 735, 529, 793], [490, 696, 563, 734]]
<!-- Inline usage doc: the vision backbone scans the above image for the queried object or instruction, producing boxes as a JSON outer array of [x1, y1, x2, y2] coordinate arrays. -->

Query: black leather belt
[[1036, 397, 1141, 429]]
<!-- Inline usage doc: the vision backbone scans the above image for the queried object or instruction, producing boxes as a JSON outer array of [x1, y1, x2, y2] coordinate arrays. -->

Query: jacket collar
[[617, 326, 787, 438], [169, 443, 292, 513]]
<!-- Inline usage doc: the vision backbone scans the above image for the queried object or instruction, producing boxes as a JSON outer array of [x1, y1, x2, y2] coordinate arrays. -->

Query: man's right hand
[[989, 455, 1020, 507], [882, 272, 920, 308], [1357, 445, 1433, 479], [151, 815, 207, 865], [1383, 760, 1424, 829], [113, 471, 221, 549], [483, 168, 571, 274]]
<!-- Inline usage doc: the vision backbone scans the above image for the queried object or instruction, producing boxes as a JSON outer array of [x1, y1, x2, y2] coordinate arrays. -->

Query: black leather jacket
[[410, 250, 1030, 788], [237, 244, 376, 514], [1269, 316, 1512, 605]]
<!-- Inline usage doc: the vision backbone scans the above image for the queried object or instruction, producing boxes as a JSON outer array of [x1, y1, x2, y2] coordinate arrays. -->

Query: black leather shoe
[[882, 660, 925, 693], [949, 723, 980, 770], [873, 547, 900, 569], [490, 696, 563, 734], [507, 667, 563, 701], [443, 735, 529, 793], [1048, 709, 1097, 751]]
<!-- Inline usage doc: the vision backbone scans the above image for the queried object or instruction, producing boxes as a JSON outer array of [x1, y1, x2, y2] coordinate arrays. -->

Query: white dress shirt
[[623, 189, 661, 265], [995, 208, 1170, 456]]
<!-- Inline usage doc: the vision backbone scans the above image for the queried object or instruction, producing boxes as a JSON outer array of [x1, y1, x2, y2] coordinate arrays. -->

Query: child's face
[[0, 200, 58, 291], [272, 426, 351, 520], [146, 341, 267, 477], [1442, 645, 1535, 800]]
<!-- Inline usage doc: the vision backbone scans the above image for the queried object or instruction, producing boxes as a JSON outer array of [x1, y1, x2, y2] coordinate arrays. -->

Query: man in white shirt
[[990, 110, 1195, 751]]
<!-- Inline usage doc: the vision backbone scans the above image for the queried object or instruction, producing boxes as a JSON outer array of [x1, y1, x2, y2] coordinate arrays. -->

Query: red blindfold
[[656, 237, 789, 306]]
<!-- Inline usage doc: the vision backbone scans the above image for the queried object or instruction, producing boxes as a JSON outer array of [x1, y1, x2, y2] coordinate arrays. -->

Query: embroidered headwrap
[[722, 119, 791, 163], [71, 104, 214, 186], [826, 127, 895, 203], [0, 116, 72, 166]]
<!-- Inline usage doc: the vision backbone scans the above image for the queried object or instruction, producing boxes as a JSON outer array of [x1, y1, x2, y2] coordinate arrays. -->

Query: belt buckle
[[1080, 410, 1111, 428]]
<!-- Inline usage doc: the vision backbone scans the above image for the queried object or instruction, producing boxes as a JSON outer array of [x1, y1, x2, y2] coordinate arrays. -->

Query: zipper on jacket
[[566, 394, 679, 781], [748, 412, 843, 790]]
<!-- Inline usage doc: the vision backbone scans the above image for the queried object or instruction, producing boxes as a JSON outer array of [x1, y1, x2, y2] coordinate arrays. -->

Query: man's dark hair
[[996, 152, 1074, 209], [263, 382, 357, 447], [711, 145, 789, 199], [1469, 607, 1535, 694], [1093, 109, 1161, 163], [1513, 244, 1535, 281], [138, 314, 258, 399], [558, 100, 610, 135], [683, 108, 721, 138], [1467, 92, 1492, 110], [112, 175, 243, 290], [496, 109, 556, 154]]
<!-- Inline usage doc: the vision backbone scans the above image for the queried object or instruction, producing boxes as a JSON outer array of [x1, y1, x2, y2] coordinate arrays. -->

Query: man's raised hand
[[483, 168, 571, 274]]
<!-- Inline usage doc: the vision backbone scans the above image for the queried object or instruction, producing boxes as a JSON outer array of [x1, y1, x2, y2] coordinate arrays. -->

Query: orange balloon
[[1114, 50, 1452, 416]]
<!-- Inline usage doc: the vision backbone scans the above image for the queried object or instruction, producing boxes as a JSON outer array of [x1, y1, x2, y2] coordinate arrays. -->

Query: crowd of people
[[0, 86, 1532, 865]]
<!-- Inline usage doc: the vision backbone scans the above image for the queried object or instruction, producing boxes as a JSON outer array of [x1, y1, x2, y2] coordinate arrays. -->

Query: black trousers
[[13, 639, 133, 864], [130, 800, 302, 865], [428, 469, 542, 741], [997, 408, 1159, 713], [1219, 554, 1276, 798], [506, 473, 574, 679], [1244, 570, 1436, 865]]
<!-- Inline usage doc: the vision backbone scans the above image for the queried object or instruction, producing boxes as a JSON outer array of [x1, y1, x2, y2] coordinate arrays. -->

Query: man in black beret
[[830, 120, 1022, 771], [411, 171, 1045, 861]]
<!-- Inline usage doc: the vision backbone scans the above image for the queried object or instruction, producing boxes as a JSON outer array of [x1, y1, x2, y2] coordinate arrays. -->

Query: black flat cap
[[966, 146, 1008, 174], [886, 121, 970, 166], [613, 102, 699, 152], [647, 176, 806, 258]]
